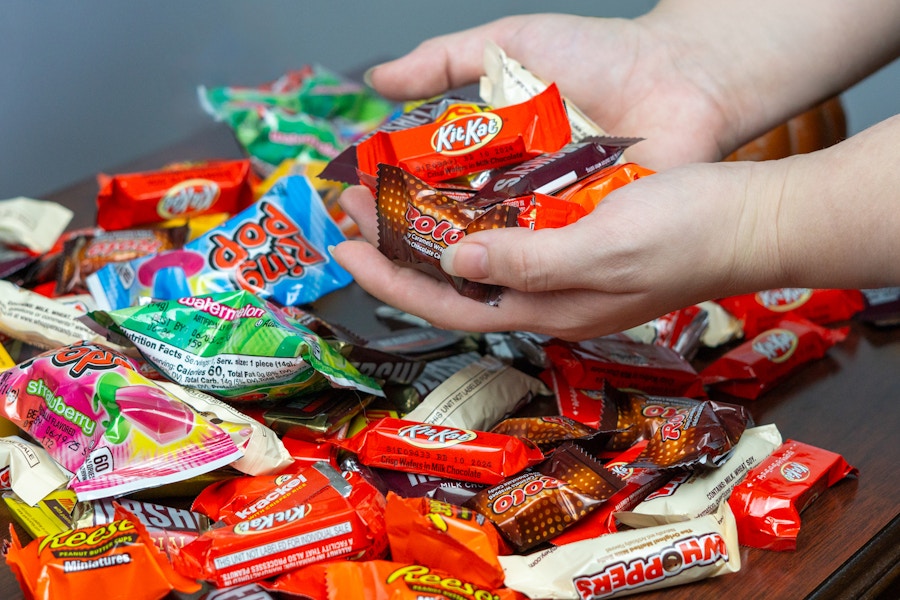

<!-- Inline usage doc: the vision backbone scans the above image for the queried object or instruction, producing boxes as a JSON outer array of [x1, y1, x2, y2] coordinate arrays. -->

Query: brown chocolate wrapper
[[471, 136, 639, 203], [244, 389, 376, 442], [467, 441, 624, 552], [490, 415, 597, 451], [375, 163, 518, 305], [56, 225, 189, 295]]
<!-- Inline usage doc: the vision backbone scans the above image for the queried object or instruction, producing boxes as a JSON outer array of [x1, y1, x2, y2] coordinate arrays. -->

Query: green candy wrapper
[[85, 290, 383, 402]]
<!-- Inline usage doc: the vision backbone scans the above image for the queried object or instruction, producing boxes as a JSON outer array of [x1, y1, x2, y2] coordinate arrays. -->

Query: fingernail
[[441, 243, 488, 279], [363, 66, 378, 87]]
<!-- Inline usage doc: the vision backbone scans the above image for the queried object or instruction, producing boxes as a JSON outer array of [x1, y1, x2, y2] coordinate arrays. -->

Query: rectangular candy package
[[87, 175, 353, 310]]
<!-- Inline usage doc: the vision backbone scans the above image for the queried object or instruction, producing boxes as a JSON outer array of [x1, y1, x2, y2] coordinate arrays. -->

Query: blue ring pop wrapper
[[87, 175, 353, 310]]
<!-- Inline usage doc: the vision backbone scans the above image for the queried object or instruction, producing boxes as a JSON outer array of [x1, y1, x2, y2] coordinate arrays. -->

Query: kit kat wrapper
[[334, 417, 543, 485], [357, 84, 571, 184]]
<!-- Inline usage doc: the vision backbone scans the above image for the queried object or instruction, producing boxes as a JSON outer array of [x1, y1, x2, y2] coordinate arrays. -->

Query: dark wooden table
[[2, 122, 897, 599]]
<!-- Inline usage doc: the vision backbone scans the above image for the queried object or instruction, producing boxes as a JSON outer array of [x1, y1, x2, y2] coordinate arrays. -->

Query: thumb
[[440, 224, 600, 293]]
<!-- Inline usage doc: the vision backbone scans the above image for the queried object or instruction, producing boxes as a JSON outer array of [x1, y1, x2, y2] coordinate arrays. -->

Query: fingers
[[366, 19, 523, 100], [439, 219, 613, 293], [337, 186, 378, 244]]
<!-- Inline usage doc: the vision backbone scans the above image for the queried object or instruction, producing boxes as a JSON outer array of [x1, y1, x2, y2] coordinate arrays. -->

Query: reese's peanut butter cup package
[[5, 503, 201, 600], [265, 559, 527, 600], [727, 439, 858, 551], [700, 317, 848, 400], [716, 288, 865, 338], [0, 341, 243, 500], [87, 175, 353, 310], [385, 492, 508, 588], [85, 289, 382, 402], [96, 159, 256, 231]]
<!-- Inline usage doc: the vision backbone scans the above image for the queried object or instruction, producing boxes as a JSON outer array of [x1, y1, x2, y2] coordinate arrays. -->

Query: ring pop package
[[87, 175, 353, 310]]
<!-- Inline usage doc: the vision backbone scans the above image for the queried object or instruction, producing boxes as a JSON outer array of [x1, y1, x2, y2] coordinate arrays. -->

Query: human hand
[[332, 161, 778, 341], [365, 13, 736, 169]]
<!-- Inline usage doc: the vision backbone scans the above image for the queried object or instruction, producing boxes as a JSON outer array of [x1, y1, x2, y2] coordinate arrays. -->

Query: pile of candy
[[0, 47, 895, 600]]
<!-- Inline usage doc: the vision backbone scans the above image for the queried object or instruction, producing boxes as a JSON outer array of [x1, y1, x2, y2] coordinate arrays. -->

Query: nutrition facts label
[[137, 335, 312, 390]]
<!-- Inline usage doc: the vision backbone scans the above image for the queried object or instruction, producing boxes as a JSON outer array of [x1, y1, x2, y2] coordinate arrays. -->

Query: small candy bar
[[716, 288, 866, 338], [375, 163, 518, 305], [96, 159, 256, 230], [727, 439, 858, 551], [500, 503, 741, 599], [335, 417, 544, 485], [467, 441, 624, 552], [700, 317, 848, 400], [357, 84, 571, 184]]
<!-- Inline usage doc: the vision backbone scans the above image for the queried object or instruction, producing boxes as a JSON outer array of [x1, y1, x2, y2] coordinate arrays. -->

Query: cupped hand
[[332, 161, 776, 341], [365, 13, 740, 169]]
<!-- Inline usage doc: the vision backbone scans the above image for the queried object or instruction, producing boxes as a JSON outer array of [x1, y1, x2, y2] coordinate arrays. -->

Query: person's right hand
[[366, 12, 738, 170]]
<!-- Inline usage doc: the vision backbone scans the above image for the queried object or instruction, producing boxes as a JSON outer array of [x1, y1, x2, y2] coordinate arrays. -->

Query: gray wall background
[[2, 0, 897, 200]]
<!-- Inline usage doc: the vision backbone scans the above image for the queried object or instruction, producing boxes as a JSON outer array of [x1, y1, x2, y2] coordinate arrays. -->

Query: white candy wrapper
[[0, 280, 125, 351], [0, 197, 73, 254], [616, 424, 782, 528], [500, 503, 741, 599], [156, 380, 293, 476], [403, 354, 549, 431], [0, 435, 70, 506], [480, 40, 607, 142]]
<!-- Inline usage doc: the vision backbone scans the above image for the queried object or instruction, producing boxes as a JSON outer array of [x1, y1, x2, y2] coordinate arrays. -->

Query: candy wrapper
[[72, 497, 211, 555], [466, 441, 625, 552], [0, 342, 243, 500], [155, 380, 294, 475], [616, 424, 782, 528], [265, 559, 527, 600], [479, 40, 606, 142], [55, 225, 188, 296], [0, 196, 73, 254], [357, 83, 571, 184], [87, 175, 353, 310], [727, 439, 858, 551], [174, 461, 388, 587], [499, 503, 741, 599], [385, 492, 508, 588], [335, 417, 544, 485], [716, 288, 865, 338], [96, 159, 256, 231], [375, 163, 518, 305], [86, 289, 382, 402], [543, 336, 706, 399], [199, 65, 398, 174], [0, 281, 127, 352], [5, 503, 201, 600], [627, 398, 752, 471], [403, 354, 549, 432], [0, 435, 69, 506], [700, 317, 848, 400]]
